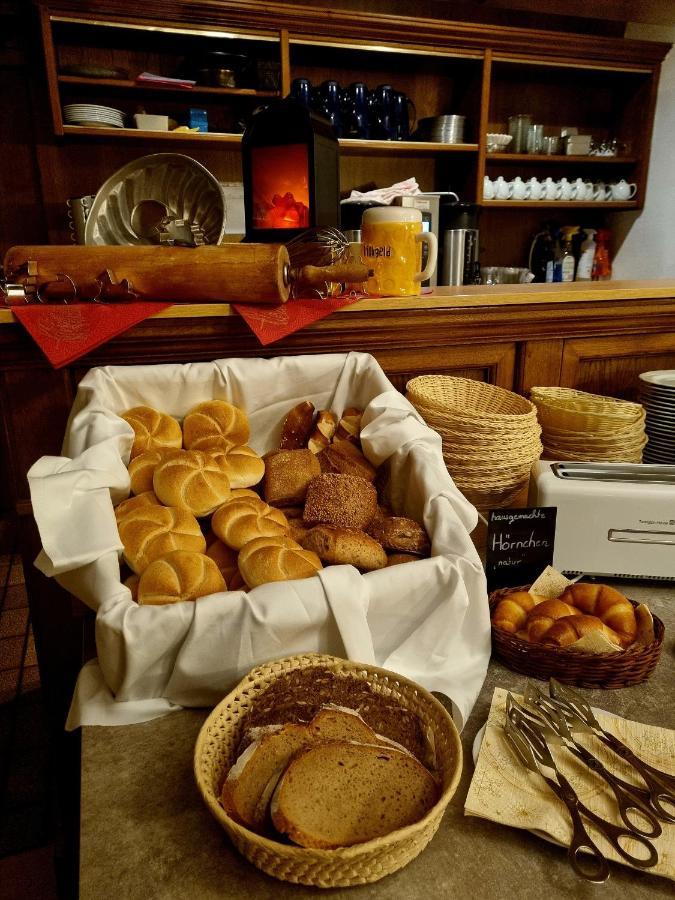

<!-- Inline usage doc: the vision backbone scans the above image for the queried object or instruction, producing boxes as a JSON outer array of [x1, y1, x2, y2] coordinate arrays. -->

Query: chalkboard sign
[[485, 507, 557, 593]]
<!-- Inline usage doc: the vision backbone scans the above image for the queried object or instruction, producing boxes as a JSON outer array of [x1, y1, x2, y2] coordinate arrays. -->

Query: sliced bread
[[222, 708, 409, 833], [270, 740, 439, 849]]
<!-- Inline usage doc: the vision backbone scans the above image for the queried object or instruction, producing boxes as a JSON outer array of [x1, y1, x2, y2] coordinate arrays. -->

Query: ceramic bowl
[[486, 133, 513, 152]]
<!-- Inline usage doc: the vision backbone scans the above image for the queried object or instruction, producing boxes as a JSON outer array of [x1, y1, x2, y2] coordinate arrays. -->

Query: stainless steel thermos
[[439, 202, 480, 286]]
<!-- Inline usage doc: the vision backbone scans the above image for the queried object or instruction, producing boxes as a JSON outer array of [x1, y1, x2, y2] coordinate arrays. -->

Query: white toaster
[[531, 461, 675, 580]]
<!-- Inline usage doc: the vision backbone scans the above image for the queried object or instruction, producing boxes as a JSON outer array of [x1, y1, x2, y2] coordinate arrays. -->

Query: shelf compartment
[[58, 75, 279, 98], [481, 200, 639, 209], [61, 125, 244, 142], [485, 153, 637, 165]]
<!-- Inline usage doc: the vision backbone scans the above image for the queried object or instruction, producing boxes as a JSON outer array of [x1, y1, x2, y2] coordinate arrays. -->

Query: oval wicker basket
[[194, 653, 463, 888], [489, 586, 665, 689], [409, 376, 539, 424]]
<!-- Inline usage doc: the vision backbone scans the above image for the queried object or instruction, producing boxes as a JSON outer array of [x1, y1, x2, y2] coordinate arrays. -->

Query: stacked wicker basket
[[406, 376, 542, 512], [530, 387, 647, 463]]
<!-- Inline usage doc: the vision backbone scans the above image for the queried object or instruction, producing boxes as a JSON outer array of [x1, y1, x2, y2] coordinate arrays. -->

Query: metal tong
[[524, 683, 662, 839], [550, 678, 675, 823], [505, 694, 660, 880]]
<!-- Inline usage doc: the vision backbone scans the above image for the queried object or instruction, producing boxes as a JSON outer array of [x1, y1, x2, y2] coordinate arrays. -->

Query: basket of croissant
[[489, 581, 665, 688]]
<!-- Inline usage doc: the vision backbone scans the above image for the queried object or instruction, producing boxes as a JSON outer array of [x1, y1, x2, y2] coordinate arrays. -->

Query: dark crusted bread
[[239, 666, 434, 768]]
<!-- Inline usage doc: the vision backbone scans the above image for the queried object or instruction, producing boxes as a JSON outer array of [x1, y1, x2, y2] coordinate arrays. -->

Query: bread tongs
[[549, 679, 675, 822], [504, 694, 659, 881]]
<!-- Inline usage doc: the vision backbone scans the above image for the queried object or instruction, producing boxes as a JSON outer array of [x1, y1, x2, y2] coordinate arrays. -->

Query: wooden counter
[[2, 278, 675, 740]]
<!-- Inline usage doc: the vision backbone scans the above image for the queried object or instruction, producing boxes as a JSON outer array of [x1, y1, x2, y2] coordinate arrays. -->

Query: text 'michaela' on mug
[[361, 207, 438, 297]]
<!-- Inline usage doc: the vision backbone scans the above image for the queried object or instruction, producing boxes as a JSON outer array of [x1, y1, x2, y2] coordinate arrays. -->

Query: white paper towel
[[28, 352, 490, 730]]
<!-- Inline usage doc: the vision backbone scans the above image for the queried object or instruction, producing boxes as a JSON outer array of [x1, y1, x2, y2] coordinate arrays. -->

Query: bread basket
[[489, 586, 665, 689], [194, 653, 462, 887]]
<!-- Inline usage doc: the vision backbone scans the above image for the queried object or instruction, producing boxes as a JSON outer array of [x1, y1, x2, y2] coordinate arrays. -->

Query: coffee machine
[[438, 202, 480, 286]]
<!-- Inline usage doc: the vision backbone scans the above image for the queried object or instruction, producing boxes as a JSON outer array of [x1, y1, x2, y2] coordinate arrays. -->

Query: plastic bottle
[[592, 229, 612, 281], [551, 229, 564, 282], [576, 228, 596, 281], [560, 225, 578, 282]]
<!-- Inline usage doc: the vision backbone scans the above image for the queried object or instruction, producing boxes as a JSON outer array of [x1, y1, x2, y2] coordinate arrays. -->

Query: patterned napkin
[[12, 302, 172, 368], [233, 293, 363, 345], [465, 687, 675, 879]]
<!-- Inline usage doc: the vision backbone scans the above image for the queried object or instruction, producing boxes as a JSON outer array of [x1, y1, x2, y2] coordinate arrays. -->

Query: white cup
[[610, 179, 637, 200], [494, 176, 512, 200], [510, 176, 530, 200], [483, 175, 495, 200], [526, 177, 544, 200]]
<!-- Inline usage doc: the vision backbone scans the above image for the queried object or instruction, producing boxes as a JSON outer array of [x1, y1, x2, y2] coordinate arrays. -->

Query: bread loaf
[[153, 450, 231, 517], [301, 525, 387, 571], [303, 474, 377, 530], [279, 401, 315, 450], [206, 444, 265, 489], [114, 491, 160, 523], [541, 614, 624, 648], [270, 740, 439, 848], [212, 497, 289, 550], [492, 590, 539, 634], [558, 583, 637, 647], [525, 599, 580, 643], [124, 573, 139, 602], [121, 406, 182, 459], [183, 400, 250, 451], [386, 553, 421, 566], [307, 410, 337, 454], [118, 505, 205, 574], [335, 407, 362, 444], [368, 515, 430, 555], [128, 448, 181, 495], [263, 449, 321, 506], [318, 439, 376, 482], [137, 550, 225, 605], [238, 535, 322, 588]]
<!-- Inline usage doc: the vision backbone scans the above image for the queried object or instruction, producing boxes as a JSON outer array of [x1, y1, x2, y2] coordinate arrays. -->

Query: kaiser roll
[[205, 534, 240, 583], [114, 491, 160, 523], [153, 450, 231, 517], [121, 406, 182, 459], [303, 473, 377, 530], [183, 400, 250, 451], [238, 535, 322, 588], [212, 497, 289, 551], [118, 504, 205, 574], [206, 445, 264, 489], [128, 448, 181, 495], [138, 550, 225, 605]]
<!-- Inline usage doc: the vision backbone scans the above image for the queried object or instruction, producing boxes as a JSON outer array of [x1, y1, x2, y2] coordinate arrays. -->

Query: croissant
[[559, 583, 637, 648], [541, 614, 624, 649], [525, 599, 580, 643], [491, 590, 537, 634]]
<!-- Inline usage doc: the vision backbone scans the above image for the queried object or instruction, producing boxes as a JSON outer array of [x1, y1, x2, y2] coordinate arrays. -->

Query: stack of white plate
[[63, 104, 125, 128], [638, 370, 675, 464]]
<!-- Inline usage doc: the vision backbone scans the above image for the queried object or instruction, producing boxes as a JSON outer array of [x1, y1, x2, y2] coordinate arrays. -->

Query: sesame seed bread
[[303, 474, 377, 530], [263, 449, 321, 506], [270, 740, 439, 849]]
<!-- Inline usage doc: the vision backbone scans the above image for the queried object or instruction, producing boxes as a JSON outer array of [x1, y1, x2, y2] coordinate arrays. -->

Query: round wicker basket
[[194, 654, 463, 888], [489, 586, 665, 689]]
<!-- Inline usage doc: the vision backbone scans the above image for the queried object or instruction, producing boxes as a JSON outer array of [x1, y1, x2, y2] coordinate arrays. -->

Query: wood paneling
[[559, 332, 675, 399]]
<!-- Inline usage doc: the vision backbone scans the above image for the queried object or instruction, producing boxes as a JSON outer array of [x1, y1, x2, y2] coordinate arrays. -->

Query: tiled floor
[[0, 550, 58, 898]]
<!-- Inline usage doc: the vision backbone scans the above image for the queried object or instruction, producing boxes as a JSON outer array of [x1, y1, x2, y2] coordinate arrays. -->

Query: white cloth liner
[[28, 352, 490, 731]]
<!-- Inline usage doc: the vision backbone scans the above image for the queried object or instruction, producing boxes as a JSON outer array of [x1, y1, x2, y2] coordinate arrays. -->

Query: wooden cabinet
[[34, 2, 670, 264]]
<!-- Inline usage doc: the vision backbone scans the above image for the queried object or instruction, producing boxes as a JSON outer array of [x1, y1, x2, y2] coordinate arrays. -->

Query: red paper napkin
[[12, 302, 173, 368], [233, 293, 364, 346]]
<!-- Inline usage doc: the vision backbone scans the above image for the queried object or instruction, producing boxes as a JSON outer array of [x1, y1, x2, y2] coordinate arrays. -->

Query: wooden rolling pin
[[3, 245, 370, 304]]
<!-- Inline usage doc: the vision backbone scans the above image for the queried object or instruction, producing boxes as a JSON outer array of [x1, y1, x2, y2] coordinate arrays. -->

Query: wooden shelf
[[486, 153, 638, 165], [58, 75, 279, 98], [61, 124, 244, 142], [481, 200, 639, 208], [339, 139, 478, 154]]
